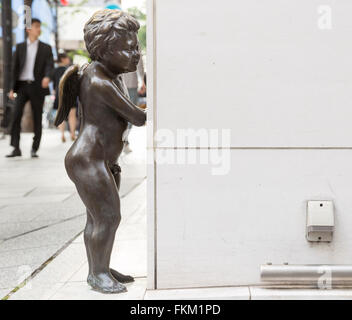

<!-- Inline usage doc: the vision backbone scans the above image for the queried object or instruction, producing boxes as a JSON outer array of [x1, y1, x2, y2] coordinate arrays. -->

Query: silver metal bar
[[261, 265, 352, 284]]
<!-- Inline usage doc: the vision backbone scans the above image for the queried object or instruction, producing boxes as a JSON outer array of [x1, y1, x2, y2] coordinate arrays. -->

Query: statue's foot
[[87, 272, 127, 294], [110, 268, 134, 283]]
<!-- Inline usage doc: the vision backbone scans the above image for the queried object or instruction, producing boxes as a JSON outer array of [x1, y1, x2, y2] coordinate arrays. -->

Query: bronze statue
[[55, 10, 146, 294]]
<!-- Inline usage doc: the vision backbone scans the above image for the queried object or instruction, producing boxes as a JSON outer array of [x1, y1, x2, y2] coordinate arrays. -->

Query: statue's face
[[104, 31, 140, 74]]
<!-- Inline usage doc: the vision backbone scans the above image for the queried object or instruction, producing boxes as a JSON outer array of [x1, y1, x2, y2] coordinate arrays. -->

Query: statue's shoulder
[[78, 63, 90, 77], [78, 63, 101, 88]]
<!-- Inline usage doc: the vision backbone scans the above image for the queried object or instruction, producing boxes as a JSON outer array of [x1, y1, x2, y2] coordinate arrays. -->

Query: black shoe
[[5, 148, 22, 158], [31, 149, 39, 158]]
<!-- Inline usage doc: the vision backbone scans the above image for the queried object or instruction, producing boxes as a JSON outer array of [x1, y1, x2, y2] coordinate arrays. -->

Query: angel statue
[[54, 10, 146, 294]]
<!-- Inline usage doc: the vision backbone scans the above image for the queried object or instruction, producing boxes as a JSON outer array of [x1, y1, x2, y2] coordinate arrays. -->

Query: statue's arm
[[99, 79, 146, 126]]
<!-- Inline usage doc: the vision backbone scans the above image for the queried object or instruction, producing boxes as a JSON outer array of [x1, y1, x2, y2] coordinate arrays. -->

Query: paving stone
[[0, 187, 34, 199], [120, 177, 146, 198], [0, 288, 12, 299], [115, 222, 147, 241], [8, 283, 66, 300], [49, 278, 147, 300], [0, 205, 44, 224], [0, 266, 33, 289], [0, 199, 85, 225], [28, 186, 77, 197], [31, 195, 86, 222], [0, 216, 85, 252], [0, 194, 72, 207], [0, 221, 54, 240], [0, 246, 60, 270], [145, 286, 251, 300], [8, 243, 87, 297]]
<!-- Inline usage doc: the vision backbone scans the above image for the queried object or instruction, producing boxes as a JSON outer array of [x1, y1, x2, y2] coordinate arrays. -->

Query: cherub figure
[[55, 10, 146, 294]]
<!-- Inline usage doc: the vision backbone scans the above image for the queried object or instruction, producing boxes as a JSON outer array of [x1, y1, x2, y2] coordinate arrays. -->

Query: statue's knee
[[103, 214, 121, 232]]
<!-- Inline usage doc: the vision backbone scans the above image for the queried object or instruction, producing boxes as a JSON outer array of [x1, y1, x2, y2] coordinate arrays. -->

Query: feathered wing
[[54, 64, 80, 127]]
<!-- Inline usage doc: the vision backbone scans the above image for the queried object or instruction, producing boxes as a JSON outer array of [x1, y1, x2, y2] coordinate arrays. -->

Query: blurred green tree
[[127, 6, 146, 54]]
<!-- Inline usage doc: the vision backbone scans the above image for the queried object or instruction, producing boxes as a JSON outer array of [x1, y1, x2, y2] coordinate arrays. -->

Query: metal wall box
[[306, 201, 334, 242]]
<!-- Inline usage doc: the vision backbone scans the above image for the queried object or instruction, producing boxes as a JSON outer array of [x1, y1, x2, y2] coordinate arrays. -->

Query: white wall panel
[[156, 149, 352, 288], [149, 0, 352, 289], [156, 0, 352, 147]]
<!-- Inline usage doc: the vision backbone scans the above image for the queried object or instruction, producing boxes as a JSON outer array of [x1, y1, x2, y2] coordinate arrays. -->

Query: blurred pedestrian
[[6, 18, 54, 158], [138, 72, 147, 109], [122, 58, 145, 153], [51, 52, 77, 142]]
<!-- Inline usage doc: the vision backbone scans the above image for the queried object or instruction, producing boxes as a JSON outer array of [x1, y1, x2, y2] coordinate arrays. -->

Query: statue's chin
[[120, 64, 137, 74], [129, 65, 138, 72]]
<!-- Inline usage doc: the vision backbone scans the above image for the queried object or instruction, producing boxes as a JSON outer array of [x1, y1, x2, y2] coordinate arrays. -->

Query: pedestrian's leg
[[127, 88, 138, 106], [68, 108, 77, 140], [59, 122, 66, 142], [29, 92, 45, 151], [10, 87, 28, 150]]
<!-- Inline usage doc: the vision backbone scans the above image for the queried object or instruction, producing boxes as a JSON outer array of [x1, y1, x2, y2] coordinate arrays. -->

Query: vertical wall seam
[[153, 0, 158, 290]]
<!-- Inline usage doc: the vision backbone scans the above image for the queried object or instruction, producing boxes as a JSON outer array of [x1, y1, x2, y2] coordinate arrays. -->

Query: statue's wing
[[54, 64, 80, 126]]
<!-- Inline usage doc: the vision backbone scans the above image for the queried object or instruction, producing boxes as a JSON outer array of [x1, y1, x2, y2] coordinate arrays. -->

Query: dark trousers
[[10, 82, 45, 151]]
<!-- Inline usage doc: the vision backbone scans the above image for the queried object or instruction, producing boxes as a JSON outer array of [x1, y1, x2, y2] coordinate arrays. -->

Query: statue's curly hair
[[83, 9, 140, 61]]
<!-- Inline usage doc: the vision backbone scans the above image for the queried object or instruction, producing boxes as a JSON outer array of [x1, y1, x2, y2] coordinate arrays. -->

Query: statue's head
[[84, 9, 141, 74]]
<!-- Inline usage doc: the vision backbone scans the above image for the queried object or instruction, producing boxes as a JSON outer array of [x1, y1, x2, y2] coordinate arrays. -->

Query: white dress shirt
[[19, 38, 39, 81]]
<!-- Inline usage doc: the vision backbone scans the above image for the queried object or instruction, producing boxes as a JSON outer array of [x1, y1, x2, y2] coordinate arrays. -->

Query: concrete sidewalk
[[7, 179, 147, 300]]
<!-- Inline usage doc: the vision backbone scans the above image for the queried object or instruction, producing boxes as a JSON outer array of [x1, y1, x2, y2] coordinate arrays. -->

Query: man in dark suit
[[6, 18, 54, 158]]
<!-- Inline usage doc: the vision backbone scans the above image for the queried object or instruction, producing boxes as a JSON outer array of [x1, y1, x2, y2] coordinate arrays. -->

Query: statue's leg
[[85, 205, 134, 284], [84, 209, 93, 276], [75, 163, 127, 294], [108, 164, 135, 284]]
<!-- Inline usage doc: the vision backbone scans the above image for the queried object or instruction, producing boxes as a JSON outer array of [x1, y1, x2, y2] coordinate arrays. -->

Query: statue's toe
[[110, 268, 135, 283]]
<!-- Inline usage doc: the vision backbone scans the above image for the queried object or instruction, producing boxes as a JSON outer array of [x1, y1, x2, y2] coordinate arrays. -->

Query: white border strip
[[146, 0, 157, 290]]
